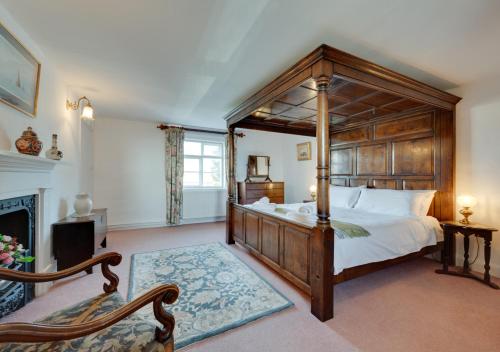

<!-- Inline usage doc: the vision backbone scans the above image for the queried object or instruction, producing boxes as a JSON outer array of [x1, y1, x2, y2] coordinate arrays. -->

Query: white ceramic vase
[[74, 193, 93, 217]]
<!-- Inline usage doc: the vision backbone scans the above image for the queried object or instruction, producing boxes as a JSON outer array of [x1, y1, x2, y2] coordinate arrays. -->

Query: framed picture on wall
[[0, 22, 41, 117], [296, 142, 311, 161]]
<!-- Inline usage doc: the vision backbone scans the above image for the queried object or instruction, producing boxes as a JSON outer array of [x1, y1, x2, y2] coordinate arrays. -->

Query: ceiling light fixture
[[66, 96, 94, 120]]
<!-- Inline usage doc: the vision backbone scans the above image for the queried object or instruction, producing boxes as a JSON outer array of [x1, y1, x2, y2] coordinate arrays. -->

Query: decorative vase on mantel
[[15, 127, 43, 156], [46, 134, 63, 160], [73, 193, 93, 217]]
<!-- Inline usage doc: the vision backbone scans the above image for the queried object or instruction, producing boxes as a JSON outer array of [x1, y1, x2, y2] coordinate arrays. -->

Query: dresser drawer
[[237, 181, 285, 204], [246, 189, 284, 198], [245, 182, 284, 190]]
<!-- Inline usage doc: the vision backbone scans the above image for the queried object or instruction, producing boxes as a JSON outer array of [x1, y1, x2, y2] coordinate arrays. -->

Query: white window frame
[[183, 139, 225, 190]]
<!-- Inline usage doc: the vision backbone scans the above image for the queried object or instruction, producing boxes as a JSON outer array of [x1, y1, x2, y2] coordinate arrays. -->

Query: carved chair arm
[[0, 284, 179, 345], [0, 252, 122, 293]]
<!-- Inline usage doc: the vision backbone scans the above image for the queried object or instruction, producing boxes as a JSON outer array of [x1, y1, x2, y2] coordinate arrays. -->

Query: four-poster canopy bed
[[223, 44, 461, 321]]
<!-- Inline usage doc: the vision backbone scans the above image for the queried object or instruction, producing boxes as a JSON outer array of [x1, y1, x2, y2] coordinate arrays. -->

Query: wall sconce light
[[309, 184, 317, 201], [66, 96, 94, 120], [457, 195, 477, 224]]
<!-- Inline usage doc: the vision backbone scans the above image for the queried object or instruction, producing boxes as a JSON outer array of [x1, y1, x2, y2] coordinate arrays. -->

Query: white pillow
[[413, 190, 436, 216], [354, 189, 436, 216], [329, 185, 363, 208]]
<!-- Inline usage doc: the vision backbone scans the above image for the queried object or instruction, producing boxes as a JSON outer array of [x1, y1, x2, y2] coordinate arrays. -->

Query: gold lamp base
[[459, 207, 473, 224]]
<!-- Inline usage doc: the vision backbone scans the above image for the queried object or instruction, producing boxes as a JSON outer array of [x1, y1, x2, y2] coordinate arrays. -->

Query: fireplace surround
[[0, 195, 36, 318]]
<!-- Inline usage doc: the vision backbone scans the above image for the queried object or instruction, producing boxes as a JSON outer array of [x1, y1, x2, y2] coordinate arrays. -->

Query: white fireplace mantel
[[0, 150, 61, 296], [0, 150, 59, 173]]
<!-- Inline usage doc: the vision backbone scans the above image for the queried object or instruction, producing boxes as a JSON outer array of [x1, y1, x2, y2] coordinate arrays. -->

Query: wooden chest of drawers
[[237, 182, 284, 204]]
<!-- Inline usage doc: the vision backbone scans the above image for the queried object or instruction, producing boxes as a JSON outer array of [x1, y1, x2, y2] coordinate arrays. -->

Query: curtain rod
[[157, 124, 244, 137]]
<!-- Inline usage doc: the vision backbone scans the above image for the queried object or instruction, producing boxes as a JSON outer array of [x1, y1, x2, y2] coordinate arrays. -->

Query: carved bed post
[[310, 60, 334, 321], [226, 127, 236, 244]]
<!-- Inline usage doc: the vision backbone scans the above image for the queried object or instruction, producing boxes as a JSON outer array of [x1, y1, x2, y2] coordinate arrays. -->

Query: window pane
[[203, 143, 222, 157], [184, 172, 200, 186], [203, 158, 221, 173], [203, 172, 222, 187], [184, 157, 200, 172], [183, 140, 224, 189], [184, 141, 201, 155]]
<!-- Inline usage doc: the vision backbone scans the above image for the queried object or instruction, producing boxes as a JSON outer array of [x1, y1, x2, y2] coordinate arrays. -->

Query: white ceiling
[[2, 0, 500, 128]]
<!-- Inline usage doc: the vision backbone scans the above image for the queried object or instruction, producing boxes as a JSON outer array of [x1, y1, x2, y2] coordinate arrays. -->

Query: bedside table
[[303, 199, 315, 203], [436, 221, 498, 289]]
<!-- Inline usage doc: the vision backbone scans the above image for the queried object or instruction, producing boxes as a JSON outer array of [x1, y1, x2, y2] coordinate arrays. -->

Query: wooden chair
[[0, 252, 178, 352]]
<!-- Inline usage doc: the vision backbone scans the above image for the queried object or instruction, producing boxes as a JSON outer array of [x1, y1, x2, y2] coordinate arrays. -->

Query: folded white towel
[[286, 211, 315, 223], [253, 196, 270, 205], [298, 205, 315, 214], [252, 203, 276, 212]]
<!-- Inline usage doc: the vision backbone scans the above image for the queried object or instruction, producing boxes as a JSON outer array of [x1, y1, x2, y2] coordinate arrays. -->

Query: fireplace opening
[[0, 210, 32, 254], [0, 195, 36, 319]]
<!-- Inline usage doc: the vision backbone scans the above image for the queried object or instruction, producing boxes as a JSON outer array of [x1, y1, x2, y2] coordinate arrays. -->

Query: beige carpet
[[2, 222, 499, 352]]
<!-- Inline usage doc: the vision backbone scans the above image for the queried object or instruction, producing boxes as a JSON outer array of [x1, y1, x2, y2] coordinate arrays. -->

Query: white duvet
[[245, 203, 442, 274]]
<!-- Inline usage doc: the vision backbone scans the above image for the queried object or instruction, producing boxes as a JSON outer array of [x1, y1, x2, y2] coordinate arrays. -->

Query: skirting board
[[455, 257, 500, 278], [455, 239, 500, 277], [108, 216, 226, 232], [427, 249, 499, 277], [35, 261, 56, 297]]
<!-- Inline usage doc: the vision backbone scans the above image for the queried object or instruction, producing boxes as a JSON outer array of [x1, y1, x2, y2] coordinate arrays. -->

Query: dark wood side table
[[303, 199, 315, 203], [53, 209, 107, 274], [436, 221, 498, 289]]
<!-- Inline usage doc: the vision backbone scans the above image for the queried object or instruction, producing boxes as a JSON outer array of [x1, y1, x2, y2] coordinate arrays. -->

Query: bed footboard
[[228, 204, 334, 321], [230, 204, 314, 293]]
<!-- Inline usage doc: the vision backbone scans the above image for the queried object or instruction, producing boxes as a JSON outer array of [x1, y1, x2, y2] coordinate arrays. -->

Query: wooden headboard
[[330, 109, 454, 221]]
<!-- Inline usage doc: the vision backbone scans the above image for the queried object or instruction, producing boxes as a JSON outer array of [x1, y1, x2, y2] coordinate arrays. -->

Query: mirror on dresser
[[240, 155, 284, 204], [245, 155, 271, 182]]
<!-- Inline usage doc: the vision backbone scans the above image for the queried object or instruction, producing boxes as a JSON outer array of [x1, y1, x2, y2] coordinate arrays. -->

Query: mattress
[[244, 203, 443, 274]]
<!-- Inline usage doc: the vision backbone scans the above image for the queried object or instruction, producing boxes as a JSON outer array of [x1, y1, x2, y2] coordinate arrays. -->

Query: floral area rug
[[128, 242, 293, 350]]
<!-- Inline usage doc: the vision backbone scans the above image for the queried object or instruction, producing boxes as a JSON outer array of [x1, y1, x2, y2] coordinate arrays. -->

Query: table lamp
[[457, 195, 477, 224], [309, 184, 317, 201]]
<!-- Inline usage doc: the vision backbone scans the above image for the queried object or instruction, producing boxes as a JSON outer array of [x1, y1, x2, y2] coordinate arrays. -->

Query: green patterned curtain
[[165, 127, 185, 225]]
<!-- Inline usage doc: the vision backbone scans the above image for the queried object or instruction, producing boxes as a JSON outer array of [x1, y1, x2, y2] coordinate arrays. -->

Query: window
[[183, 140, 224, 188]]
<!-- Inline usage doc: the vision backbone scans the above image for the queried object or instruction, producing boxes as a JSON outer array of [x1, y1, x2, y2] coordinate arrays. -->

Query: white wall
[[236, 130, 316, 203], [80, 120, 94, 196], [93, 118, 166, 227], [453, 77, 500, 276], [93, 118, 226, 228], [236, 130, 286, 183], [282, 135, 317, 203], [0, 5, 88, 278]]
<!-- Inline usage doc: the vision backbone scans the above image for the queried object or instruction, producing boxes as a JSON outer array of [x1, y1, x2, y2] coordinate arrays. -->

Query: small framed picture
[[296, 142, 311, 161]]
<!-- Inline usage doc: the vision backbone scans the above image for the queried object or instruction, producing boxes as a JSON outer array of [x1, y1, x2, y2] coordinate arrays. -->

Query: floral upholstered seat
[[0, 292, 165, 352], [0, 252, 178, 352]]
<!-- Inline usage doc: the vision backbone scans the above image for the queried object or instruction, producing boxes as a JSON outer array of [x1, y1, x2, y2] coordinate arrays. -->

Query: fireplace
[[0, 195, 36, 318]]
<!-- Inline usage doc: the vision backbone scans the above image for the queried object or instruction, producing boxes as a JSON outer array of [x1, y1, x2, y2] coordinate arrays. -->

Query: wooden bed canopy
[[224, 44, 461, 321]]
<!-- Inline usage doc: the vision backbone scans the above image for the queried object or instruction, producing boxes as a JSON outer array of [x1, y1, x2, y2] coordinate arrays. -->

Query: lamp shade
[[81, 105, 94, 120], [309, 184, 317, 193], [457, 195, 477, 208]]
